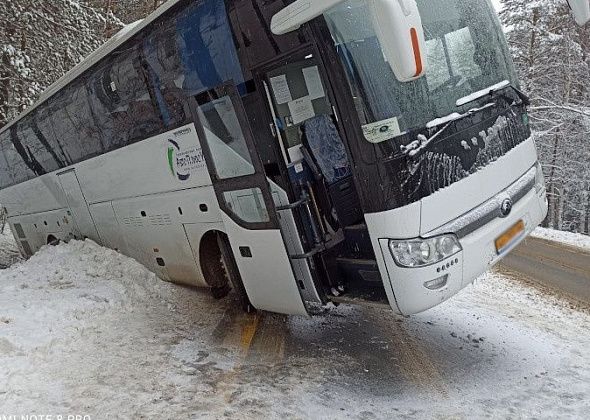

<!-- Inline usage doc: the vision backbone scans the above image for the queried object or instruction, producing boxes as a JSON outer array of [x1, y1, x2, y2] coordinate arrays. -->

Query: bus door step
[[336, 258, 382, 283], [290, 244, 325, 260]]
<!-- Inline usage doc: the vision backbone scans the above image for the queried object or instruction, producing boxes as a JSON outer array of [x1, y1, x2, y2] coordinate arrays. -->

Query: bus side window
[[88, 44, 163, 149], [143, 0, 247, 130], [0, 132, 13, 188], [143, 25, 187, 129], [0, 130, 36, 187], [225, 0, 307, 71], [175, 0, 245, 97], [16, 117, 59, 175], [34, 104, 70, 168], [49, 82, 103, 163]]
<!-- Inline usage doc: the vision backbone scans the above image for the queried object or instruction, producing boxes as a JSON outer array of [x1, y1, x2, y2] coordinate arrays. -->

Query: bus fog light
[[389, 234, 461, 268], [424, 275, 448, 290]]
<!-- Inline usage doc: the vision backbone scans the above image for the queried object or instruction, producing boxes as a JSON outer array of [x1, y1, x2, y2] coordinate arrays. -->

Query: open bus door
[[187, 82, 310, 315]]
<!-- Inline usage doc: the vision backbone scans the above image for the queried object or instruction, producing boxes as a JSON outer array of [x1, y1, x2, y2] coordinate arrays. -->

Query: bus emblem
[[500, 198, 513, 217]]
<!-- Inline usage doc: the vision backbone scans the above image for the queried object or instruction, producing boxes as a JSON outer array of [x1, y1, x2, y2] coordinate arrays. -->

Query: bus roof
[[0, 0, 184, 137]]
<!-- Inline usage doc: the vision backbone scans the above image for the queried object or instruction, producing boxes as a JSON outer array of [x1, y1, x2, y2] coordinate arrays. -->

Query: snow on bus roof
[[0, 0, 184, 137]]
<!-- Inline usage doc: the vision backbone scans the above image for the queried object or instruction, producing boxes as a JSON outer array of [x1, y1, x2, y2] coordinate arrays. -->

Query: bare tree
[[501, 0, 590, 234]]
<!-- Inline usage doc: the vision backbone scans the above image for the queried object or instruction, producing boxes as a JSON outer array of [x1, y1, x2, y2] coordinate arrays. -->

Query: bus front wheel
[[216, 233, 255, 314]]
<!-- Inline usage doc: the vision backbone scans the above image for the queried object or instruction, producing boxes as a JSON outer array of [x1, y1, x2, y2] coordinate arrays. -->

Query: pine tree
[[0, 0, 122, 128], [501, 0, 590, 234]]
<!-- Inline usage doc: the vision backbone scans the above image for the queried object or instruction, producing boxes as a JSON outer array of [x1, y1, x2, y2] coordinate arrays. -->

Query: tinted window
[[177, 0, 244, 93], [17, 119, 57, 174], [143, 21, 188, 128], [0, 131, 15, 188], [89, 44, 162, 148], [226, 0, 307, 75], [35, 104, 72, 168], [144, 0, 245, 126], [49, 87, 91, 163], [0, 108, 71, 189], [0, 0, 255, 189], [0, 127, 37, 187]]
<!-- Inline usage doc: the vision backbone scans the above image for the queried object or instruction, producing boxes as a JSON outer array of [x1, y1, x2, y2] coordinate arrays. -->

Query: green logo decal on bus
[[167, 145, 176, 177]]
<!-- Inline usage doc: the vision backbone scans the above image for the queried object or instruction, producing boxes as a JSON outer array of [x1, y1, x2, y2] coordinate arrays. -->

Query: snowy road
[[501, 236, 590, 303], [0, 238, 589, 419]]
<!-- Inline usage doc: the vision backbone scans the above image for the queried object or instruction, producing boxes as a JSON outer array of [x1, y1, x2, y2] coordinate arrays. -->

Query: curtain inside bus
[[144, 0, 245, 128]]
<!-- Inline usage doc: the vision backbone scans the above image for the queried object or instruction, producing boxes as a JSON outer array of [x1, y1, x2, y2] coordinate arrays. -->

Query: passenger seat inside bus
[[301, 115, 363, 227]]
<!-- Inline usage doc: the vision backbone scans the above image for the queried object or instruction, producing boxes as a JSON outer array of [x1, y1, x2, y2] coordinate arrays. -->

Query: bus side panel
[[89, 202, 126, 253], [8, 208, 75, 255], [107, 186, 223, 288], [0, 174, 67, 217], [0, 123, 207, 219], [74, 124, 211, 206]]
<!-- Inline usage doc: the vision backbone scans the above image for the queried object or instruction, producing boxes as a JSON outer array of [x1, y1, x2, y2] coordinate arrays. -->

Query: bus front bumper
[[376, 165, 548, 315]]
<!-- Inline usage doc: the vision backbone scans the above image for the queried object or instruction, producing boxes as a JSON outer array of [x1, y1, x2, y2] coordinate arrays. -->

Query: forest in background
[[0, 0, 588, 234], [501, 0, 590, 234]]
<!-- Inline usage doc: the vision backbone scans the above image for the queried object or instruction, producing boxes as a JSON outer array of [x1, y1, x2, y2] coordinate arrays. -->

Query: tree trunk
[[104, 0, 113, 36], [526, 8, 539, 90], [544, 133, 560, 228], [0, 51, 11, 129], [585, 190, 590, 234]]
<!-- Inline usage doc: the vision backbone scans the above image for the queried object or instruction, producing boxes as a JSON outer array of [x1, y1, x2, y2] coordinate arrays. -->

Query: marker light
[[389, 234, 462, 268]]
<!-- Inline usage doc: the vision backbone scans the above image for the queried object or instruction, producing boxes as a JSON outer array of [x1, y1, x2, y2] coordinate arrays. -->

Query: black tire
[[200, 233, 231, 300], [217, 234, 255, 313]]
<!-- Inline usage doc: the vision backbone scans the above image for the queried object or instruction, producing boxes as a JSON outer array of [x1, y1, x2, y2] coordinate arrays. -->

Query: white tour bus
[[0, 0, 549, 316]]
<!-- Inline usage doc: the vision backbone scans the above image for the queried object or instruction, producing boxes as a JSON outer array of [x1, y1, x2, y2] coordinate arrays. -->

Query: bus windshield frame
[[324, 0, 518, 144]]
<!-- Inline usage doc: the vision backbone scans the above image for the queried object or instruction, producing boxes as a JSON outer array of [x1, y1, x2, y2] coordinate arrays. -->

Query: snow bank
[[531, 226, 590, 251], [1, 237, 589, 417], [0, 240, 170, 351]]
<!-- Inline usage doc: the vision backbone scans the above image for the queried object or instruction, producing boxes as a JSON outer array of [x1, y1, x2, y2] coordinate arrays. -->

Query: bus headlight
[[389, 235, 462, 268]]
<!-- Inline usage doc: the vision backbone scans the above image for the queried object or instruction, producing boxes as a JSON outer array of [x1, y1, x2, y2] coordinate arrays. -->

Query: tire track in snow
[[382, 316, 449, 398]]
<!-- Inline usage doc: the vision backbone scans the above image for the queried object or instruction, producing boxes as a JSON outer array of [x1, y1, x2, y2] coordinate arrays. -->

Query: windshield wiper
[[456, 80, 530, 108], [402, 102, 496, 158], [402, 80, 530, 159]]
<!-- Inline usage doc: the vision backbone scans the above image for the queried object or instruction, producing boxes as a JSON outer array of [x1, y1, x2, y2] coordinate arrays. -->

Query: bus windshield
[[324, 0, 518, 143]]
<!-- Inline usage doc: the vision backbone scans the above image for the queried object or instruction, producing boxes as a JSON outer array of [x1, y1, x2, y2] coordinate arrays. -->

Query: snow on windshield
[[401, 111, 523, 201]]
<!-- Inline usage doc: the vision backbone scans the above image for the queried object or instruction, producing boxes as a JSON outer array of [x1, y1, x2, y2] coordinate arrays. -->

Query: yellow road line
[[239, 313, 261, 355]]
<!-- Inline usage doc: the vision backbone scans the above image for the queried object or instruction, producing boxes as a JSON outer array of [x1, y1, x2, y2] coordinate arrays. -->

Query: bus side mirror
[[271, 0, 427, 83], [369, 0, 426, 82], [568, 0, 590, 25]]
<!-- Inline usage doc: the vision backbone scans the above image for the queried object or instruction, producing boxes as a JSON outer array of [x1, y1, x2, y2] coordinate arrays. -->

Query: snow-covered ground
[[532, 226, 590, 251], [0, 238, 589, 418]]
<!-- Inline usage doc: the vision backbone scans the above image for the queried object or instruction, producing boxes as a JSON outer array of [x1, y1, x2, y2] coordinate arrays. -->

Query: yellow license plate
[[495, 219, 525, 254]]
